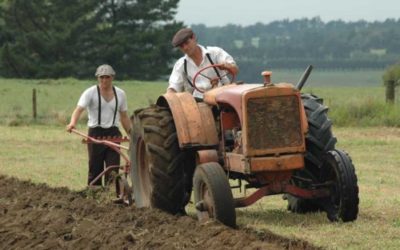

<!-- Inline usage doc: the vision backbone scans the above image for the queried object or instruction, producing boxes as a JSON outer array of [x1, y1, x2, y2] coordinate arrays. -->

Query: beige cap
[[95, 64, 115, 77], [171, 28, 194, 47]]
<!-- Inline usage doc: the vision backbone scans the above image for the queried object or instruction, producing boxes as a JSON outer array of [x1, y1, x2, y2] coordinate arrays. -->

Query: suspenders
[[183, 59, 193, 88], [96, 85, 101, 124], [205, 53, 222, 79], [96, 85, 118, 127], [183, 51, 222, 88]]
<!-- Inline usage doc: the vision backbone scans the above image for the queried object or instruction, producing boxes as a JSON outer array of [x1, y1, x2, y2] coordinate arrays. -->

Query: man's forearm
[[167, 87, 177, 94], [66, 107, 84, 131], [226, 63, 239, 75], [120, 112, 131, 135]]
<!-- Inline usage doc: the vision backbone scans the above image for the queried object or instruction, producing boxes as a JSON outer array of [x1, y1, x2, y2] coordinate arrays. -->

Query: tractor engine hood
[[204, 82, 308, 157], [203, 83, 299, 124]]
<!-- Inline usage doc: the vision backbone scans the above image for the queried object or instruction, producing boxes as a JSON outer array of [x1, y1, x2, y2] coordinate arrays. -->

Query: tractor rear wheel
[[321, 149, 359, 222], [130, 106, 194, 214], [287, 94, 337, 213], [193, 162, 236, 228]]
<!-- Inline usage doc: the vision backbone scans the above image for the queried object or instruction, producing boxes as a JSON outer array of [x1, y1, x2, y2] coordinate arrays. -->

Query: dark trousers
[[87, 127, 122, 186]]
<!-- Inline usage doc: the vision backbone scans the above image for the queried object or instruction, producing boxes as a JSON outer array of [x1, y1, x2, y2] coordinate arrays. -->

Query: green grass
[[271, 69, 383, 87], [1, 69, 399, 127], [0, 125, 88, 189], [1, 71, 398, 249], [0, 78, 166, 126], [230, 127, 400, 249], [305, 86, 400, 126], [0, 71, 398, 249], [1, 125, 399, 249]]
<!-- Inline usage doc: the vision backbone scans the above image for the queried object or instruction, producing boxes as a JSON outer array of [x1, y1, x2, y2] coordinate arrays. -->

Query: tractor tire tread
[[287, 93, 337, 213], [131, 106, 193, 214]]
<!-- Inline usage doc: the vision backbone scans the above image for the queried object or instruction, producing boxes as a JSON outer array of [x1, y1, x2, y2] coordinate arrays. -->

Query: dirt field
[[0, 175, 323, 250]]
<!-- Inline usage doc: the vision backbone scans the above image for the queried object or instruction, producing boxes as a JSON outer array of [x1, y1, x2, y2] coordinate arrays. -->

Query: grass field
[[270, 68, 384, 87], [1, 69, 399, 127], [1, 70, 399, 249], [0, 78, 165, 126], [0, 125, 399, 249]]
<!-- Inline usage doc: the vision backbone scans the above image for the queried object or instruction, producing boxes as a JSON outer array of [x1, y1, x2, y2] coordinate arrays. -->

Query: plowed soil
[[0, 175, 321, 250]]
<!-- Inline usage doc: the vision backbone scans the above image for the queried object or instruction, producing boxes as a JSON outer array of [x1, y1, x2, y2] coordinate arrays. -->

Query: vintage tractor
[[129, 65, 359, 227]]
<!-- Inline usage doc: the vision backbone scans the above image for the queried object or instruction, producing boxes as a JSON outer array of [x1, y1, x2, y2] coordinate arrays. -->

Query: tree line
[[0, 1, 399, 81], [0, 0, 182, 80], [193, 18, 400, 81]]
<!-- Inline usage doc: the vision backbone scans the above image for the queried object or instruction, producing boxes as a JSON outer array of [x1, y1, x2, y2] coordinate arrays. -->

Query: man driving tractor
[[167, 28, 239, 98]]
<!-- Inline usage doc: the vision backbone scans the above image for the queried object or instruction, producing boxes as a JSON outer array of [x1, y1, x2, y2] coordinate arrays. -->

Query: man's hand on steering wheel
[[217, 62, 237, 72], [192, 63, 237, 93]]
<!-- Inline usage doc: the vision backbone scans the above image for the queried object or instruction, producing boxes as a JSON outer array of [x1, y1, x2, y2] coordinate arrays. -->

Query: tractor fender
[[196, 149, 219, 165], [157, 93, 219, 149]]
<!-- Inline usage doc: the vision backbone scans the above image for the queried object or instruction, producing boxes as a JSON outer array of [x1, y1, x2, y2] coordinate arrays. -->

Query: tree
[[0, 0, 101, 78], [88, 0, 182, 80], [192, 19, 400, 82], [0, 0, 182, 79], [383, 64, 400, 103]]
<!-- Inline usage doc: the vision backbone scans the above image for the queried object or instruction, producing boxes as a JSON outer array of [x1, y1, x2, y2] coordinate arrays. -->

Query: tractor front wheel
[[193, 162, 236, 228], [321, 149, 359, 222]]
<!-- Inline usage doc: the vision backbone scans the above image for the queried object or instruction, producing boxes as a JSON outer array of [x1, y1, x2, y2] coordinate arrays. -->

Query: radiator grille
[[247, 95, 303, 150]]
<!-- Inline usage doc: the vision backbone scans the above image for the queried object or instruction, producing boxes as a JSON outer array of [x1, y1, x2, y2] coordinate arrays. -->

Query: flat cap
[[171, 28, 194, 47], [95, 64, 115, 77]]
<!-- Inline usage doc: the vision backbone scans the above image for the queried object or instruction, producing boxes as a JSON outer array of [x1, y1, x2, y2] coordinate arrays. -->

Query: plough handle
[[70, 129, 129, 150], [69, 129, 130, 167]]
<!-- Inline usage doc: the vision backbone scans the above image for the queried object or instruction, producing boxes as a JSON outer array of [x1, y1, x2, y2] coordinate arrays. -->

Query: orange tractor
[[129, 65, 359, 227]]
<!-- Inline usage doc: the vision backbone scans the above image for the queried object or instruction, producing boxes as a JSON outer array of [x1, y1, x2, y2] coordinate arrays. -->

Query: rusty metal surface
[[261, 71, 272, 84], [203, 84, 242, 106], [224, 153, 304, 174], [224, 153, 247, 173], [157, 93, 218, 148], [220, 110, 240, 130], [247, 95, 303, 150], [196, 150, 219, 164], [299, 98, 309, 134], [234, 182, 330, 208], [198, 102, 219, 146], [70, 129, 131, 187], [203, 84, 263, 125], [241, 84, 307, 156], [256, 171, 293, 183], [81, 136, 130, 144], [250, 154, 304, 172], [205, 83, 307, 157]]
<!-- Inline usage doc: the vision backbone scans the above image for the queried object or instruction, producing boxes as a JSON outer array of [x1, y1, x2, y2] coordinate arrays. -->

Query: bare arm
[[66, 106, 84, 132], [120, 110, 132, 136], [166, 88, 177, 94], [225, 62, 239, 76], [219, 62, 239, 76]]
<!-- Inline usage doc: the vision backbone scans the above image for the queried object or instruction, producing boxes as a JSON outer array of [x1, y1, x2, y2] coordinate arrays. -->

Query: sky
[[176, 0, 400, 27]]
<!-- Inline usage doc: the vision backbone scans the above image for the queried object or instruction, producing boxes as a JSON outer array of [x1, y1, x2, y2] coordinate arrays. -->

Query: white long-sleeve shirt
[[168, 45, 236, 98]]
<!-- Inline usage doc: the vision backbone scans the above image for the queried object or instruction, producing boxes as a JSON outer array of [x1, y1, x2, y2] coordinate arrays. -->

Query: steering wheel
[[192, 64, 236, 93]]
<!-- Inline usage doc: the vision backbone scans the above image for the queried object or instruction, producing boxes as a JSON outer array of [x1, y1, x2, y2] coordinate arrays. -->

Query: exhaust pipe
[[295, 65, 313, 91]]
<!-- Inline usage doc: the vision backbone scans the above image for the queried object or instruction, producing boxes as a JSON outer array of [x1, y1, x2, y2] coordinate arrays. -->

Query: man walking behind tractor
[[66, 64, 131, 186], [167, 28, 239, 98]]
